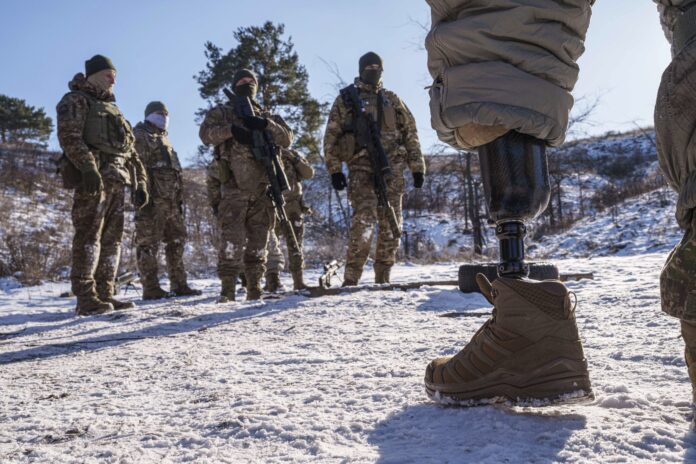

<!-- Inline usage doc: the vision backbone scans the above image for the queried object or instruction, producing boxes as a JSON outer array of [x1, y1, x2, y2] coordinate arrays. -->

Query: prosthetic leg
[[424, 131, 592, 404], [478, 131, 550, 277]]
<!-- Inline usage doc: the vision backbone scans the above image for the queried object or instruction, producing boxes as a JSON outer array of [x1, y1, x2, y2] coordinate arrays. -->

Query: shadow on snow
[[0, 294, 302, 364], [368, 403, 587, 464]]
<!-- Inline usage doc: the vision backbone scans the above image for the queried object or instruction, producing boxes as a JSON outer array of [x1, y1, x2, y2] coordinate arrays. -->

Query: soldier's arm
[[56, 93, 98, 172], [133, 128, 154, 168], [267, 114, 293, 148], [655, 1, 696, 54], [393, 94, 426, 174], [206, 163, 221, 211], [199, 106, 233, 147], [323, 96, 346, 175], [129, 150, 148, 192], [290, 151, 315, 180]]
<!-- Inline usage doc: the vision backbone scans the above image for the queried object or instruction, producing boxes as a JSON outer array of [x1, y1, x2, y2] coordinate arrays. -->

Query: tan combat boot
[[246, 285, 263, 301], [102, 297, 135, 310], [171, 284, 202, 297], [76, 294, 114, 316], [264, 272, 282, 293], [374, 264, 391, 284], [218, 278, 236, 303], [291, 270, 307, 290], [142, 286, 170, 300], [97, 284, 135, 310], [424, 274, 592, 405], [342, 266, 361, 287]]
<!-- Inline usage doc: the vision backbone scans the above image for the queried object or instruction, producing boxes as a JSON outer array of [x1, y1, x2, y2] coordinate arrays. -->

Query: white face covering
[[146, 112, 169, 131]]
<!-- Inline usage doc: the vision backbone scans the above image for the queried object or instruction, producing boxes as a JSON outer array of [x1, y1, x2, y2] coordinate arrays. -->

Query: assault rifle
[[59, 271, 139, 298], [223, 89, 301, 259], [341, 85, 401, 239]]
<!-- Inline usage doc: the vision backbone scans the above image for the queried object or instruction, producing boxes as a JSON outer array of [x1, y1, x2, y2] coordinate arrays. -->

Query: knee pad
[[478, 131, 551, 223]]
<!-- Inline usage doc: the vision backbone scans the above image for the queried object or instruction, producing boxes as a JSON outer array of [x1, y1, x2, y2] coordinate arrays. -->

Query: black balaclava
[[359, 52, 383, 86], [233, 68, 258, 99]]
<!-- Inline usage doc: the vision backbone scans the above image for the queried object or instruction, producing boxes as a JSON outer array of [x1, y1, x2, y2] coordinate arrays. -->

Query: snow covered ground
[[1, 255, 695, 463]]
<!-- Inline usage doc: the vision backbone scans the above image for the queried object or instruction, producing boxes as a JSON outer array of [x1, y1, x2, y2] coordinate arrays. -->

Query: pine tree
[[0, 95, 53, 147], [195, 21, 327, 161]]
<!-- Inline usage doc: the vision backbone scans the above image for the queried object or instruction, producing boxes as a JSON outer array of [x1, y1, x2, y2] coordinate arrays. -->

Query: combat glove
[[134, 187, 149, 209], [81, 165, 103, 194], [331, 172, 347, 191], [230, 125, 253, 145], [413, 172, 425, 189], [243, 115, 269, 131]]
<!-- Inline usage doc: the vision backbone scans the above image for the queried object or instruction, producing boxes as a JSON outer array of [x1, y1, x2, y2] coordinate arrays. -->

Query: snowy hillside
[[1, 254, 695, 462], [533, 187, 681, 259]]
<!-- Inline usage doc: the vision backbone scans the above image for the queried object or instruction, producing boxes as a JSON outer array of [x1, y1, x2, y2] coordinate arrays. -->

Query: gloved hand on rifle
[[243, 115, 268, 131], [134, 187, 149, 210], [412, 172, 425, 189], [331, 172, 347, 191], [81, 165, 103, 194], [230, 125, 253, 145]]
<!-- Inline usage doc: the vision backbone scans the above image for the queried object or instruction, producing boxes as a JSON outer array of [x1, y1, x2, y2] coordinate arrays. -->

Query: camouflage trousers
[[70, 178, 125, 300], [344, 171, 403, 284], [135, 195, 188, 291], [661, 219, 696, 321], [266, 199, 306, 275], [661, 221, 696, 401], [682, 320, 696, 402], [218, 187, 274, 289]]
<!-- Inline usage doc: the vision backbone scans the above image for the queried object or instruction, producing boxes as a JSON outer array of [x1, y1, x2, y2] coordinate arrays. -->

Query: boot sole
[[425, 372, 593, 407]]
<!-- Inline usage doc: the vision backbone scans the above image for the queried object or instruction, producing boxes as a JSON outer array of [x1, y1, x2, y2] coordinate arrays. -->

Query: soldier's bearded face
[[87, 69, 116, 93]]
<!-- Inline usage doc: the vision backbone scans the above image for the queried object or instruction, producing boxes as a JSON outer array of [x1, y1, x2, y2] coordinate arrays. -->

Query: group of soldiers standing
[[51, 0, 696, 418], [57, 51, 423, 313]]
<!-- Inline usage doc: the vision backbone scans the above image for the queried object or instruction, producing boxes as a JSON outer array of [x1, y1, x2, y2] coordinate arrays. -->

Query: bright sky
[[0, 1, 671, 166]]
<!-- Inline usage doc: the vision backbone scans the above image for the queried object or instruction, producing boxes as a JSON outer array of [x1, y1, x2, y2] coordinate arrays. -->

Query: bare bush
[[3, 228, 71, 285]]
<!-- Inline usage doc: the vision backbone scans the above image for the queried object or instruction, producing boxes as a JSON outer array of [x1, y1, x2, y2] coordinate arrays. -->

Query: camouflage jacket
[[323, 78, 425, 177], [56, 73, 146, 189], [281, 148, 314, 202], [656, 0, 696, 54], [134, 121, 182, 201], [199, 99, 293, 195]]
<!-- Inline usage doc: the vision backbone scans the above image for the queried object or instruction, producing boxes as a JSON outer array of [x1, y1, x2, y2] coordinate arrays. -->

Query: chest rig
[[146, 125, 181, 172], [340, 84, 397, 137], [75, 90, 134, 156]]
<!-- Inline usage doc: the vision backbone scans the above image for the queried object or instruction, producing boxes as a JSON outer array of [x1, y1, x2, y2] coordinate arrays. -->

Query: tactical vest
[[149, 128, 182, 171], [76, 91, 134, 155], [340, 84, 398, 135]]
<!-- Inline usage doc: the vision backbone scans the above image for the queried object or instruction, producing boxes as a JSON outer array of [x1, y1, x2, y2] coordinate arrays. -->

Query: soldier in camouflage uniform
[[324, 52, 425, 285], [265, 148, 315, 291], [56, 55, 148, 316], [654, 0, 696, 417], [133, 101, 201, 300], [199, 69, 293, 302]]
